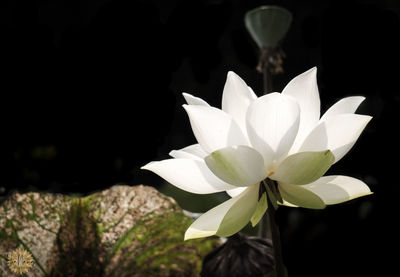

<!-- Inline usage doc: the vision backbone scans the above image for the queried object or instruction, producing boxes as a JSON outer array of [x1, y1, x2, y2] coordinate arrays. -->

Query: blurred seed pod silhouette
[[201, 233, 275, 277]]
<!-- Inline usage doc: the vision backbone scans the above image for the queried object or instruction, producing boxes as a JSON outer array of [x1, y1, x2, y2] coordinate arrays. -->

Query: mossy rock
[[0, 185, 219, 276]]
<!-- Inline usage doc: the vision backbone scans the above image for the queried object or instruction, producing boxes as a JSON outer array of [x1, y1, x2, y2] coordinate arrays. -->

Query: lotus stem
[[267, 180, 285, 277], [259, 56, 286, 275]]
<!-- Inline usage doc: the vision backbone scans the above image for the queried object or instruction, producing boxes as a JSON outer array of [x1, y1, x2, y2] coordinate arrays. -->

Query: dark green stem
[[258, 47, 273, 95], [266, 180, 285, 277], [260, 179, 285, 277]]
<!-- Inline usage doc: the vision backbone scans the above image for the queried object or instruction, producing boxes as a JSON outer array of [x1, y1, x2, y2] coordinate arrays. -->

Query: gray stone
[[0, 185, 219, 276]]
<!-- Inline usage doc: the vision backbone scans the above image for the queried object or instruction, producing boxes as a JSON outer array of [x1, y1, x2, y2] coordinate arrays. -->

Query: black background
[[1, 0, 399, 276]]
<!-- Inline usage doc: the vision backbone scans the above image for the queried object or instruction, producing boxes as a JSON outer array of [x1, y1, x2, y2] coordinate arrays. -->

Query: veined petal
[[271, 150, 335, 185], [184, 183, 259, 240], [169, 144, 207, 160], [226, 187, 247, 198], [246, 92, 300, 164], [183, 105, 249, 153], [282, 67, 320, 152], [182, 92, 210, 106], [141, 159, 236, 194], [320, 96, 365, 122], [299, 114, 372, 163], [222, 71, 257, 133], [302, 175, 372, 205], [278, 182, 326, 209], [205, 145, 267, 187]]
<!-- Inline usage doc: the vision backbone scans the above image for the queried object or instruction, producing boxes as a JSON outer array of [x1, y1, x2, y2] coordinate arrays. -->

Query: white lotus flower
[[142, 67, 372, 240]]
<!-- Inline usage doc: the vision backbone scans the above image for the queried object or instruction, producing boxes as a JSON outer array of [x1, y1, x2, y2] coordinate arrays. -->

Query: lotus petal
[[184, 183, 259, 240], [169, 144, 207, 160], [226, 187, 247, 198], [302, 175, 372, 205], [205, 145, 267, 187], [183, 105, 249, 153], [278, 182, 326, 209], [141, 159, 236, 194], [246, 92, 300, 165], [222, 71, 257, 133], [271, 150, 335, 185], [299, 114, 372, 162], [183, 92, 210, 106], [250, 192, 268, 227], [320, 96, 365, 121], [282, 67, 320, 152]]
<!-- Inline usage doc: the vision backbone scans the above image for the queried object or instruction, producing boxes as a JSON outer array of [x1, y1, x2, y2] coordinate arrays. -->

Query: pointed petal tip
[[183, 231, 191, 241], [297, 66, 317, 76], [182, 103, 202, 117], [307, 66, 317, 76], [298, 66, 317, 79], [226, 71, 243, 81], [140, 162, 154, 171], [300, 175, 373, 206], [358, 114, 373, 126], [305, 66, 317, 74], [182, 94, 211, 107], [227, 70, 236, 77], [184, 228, 215, 241]]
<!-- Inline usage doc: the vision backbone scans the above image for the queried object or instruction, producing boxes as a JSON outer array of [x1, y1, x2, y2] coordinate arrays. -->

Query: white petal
[[248, 86, 258, 97], [282, 67, 320, 152], [226, 187, 246, 198], [246, 92, 300, 164], [184, 183, 259, 240], [183, 105, 249, 153], [320, 96, 365, 121], [278, 182, 326, 209], [169, 144, 207, 160], [271, 150, 335, 185], [141, 159, 236, 194], [302, 175, 372, 205], [299, 114, 372, 162], [169, 150, 200, 160], [182, 92, 210, 106], [205, 145, 267, 187], [222, 71, 257, 133]]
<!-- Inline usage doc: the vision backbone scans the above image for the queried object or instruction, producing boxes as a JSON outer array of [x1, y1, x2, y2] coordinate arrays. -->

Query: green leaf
[[244, 5, 292, 49], [271, 150, 335, 185], [250, 192, 268, 227]]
